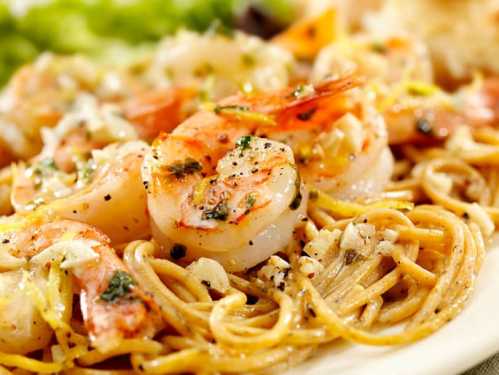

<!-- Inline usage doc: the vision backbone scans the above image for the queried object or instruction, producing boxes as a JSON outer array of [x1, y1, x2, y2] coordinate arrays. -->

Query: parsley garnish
[[202, 200, 229, 221], [236, 135, 252, 151], [78, 160, 96, 184], [246, 193, 256, 209], [290, 84, 314, 99], [289, 173, 302, 210], [100, 271, 135, 303], [166, 158, 202, 178], [32, 158, 58, 176]]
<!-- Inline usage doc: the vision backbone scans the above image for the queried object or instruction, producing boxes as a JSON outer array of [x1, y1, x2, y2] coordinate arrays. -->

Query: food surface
[[0, 2, 498, 374]]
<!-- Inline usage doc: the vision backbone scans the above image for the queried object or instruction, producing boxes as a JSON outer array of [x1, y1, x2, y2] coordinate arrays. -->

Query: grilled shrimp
[[216, 77, 393, 199], [11, 141, 149, 244], [313, 35, 499, 145], [0, 268, 52, 354], [143, 127, 306, 272], [146, 30, 295, 101], [0, 54, 99, 164], [9, 94, 152, 243], [313, 33, 438, 145], [0, 220, 162, 352], [380, 76, 499, 145], [123, 87, 195, 142]]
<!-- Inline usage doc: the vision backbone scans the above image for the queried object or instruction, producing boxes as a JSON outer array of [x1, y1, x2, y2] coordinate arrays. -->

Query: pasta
[[0, 6, 498, 375]]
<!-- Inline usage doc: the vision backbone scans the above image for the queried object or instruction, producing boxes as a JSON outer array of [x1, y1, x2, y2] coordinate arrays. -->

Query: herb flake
[[236, 135, 252, 151], [202, 200, 229, 221], [246, 193, 256, 209], [100, 271, 135, 303], [290, 84, 314, 99], [166, 158, 202, 178]]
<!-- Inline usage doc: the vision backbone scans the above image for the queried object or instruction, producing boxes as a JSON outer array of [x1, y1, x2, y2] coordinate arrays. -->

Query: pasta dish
[[0, 1, 498, 374]]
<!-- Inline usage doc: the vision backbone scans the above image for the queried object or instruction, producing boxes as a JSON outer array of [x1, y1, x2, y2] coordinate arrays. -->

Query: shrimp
[[143, 128, 306, 272], [0, 148, 13, 169], [146, 30, 295, 101], [0, 268, 52, 354], [9, 94, 151, 243], [216, 77, 393, 199], [312, 35, 499, 145], [381, 76, 499, 145], [143, 77, 392, 271], [123, 87, 195, 142], [0, 220, 162, 351], [0, 168, 12, 216], [0, 54, 100, 162], [11, 141, 150, 244]]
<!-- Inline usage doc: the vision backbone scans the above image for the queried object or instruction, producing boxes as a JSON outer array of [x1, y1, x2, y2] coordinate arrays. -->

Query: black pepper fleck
[[170, 244, 187, 260], [415, 117, 433, 136]]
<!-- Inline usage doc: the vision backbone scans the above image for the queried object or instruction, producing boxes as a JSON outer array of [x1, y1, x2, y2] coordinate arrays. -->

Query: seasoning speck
[[170, 244, 187, 260]]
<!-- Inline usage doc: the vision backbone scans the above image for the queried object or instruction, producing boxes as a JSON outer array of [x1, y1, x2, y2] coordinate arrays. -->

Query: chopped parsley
[[236, 135, 252, 151], [202, 200, 229, 221], [32, 158, 58, 177], [166, 158, 202, 178], [246, 193, 257, 209], [100, 271, 136, 303], [77, 159, 96, 184], [290, 84, 314, 99], [289, 173, 302, 210]]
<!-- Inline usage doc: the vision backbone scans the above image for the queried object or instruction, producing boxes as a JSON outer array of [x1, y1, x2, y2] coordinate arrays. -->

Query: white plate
[[288, 237, 499, 375]]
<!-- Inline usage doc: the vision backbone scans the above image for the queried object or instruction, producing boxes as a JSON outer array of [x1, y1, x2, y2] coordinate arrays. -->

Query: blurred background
[[0, 0, 300, 86]]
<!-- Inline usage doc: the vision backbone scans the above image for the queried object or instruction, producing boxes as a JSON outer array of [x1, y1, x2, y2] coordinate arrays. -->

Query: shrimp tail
[[217, 76, 361, 132]]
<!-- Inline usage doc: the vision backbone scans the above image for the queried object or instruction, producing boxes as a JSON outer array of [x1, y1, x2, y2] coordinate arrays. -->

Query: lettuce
[[0, 0, 295, 85]]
